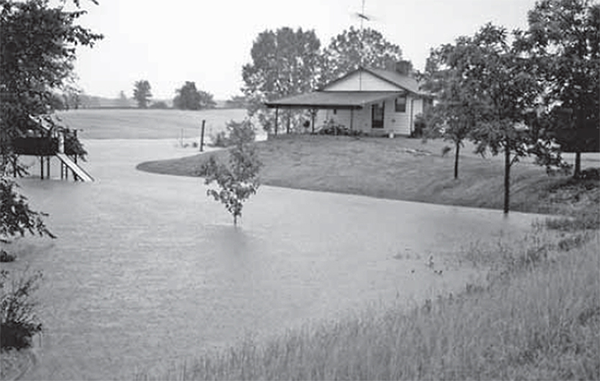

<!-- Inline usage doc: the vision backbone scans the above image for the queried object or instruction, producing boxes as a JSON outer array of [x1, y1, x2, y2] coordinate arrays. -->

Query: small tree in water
[[200, 120, 262, 225]]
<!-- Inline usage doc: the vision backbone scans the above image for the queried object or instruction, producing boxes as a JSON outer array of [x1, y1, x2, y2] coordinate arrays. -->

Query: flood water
[[9, 139, 545, 380]]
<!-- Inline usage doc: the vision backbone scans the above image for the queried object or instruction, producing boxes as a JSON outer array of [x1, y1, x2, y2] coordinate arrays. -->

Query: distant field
[[55, 108, 247, 140]]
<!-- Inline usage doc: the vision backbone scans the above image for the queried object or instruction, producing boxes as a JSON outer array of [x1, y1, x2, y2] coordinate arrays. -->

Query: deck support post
[[40, 156, 44, 180]]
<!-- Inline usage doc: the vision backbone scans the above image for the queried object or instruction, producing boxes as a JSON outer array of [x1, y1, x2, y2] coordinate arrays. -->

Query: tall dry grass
[[140, 231, 599, 381]]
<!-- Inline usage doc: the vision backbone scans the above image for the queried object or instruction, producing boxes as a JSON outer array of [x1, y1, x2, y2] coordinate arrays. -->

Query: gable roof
[[321, 67, 425, 95], [366, 68, 422, 94]]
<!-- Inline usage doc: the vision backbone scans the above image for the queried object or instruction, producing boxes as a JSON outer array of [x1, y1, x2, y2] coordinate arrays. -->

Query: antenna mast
[[356, 0, 370, 90], [357, 0, 368, 68]]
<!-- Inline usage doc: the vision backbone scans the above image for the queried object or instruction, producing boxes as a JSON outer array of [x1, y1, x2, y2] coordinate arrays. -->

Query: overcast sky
[[73, 0, 539, 100]]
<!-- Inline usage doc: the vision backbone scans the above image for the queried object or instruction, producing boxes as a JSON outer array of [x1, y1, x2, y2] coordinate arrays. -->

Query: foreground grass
[[135, 134, 599, 379], [137, 134, 600, 214], [140, 229, 599, 380]]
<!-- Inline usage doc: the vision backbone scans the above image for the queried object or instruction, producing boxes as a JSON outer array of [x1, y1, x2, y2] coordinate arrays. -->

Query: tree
[[420, 45, 483, 179], [117, 90, 130, 108], [0, 0, 99, 346], [242, 27, 322, 133], [199, 120, 261, 225], [133, 80, 152, 108], [321, 26, 406, 85], [455, 24, 546, 214], [516, 0, 600, 177], [0, 175, 55, 253], [173, 81, 216, 110], [1, 0, 102, 172]]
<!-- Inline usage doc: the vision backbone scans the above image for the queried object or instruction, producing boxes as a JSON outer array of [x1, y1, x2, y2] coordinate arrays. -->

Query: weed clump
[[0, 270, 43, 349]]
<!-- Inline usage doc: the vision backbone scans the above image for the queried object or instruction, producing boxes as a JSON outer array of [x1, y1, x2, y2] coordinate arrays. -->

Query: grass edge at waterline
[[139, 231, 599, 381]]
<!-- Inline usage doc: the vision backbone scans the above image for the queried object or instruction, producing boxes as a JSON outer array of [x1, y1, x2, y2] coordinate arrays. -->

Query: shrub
[[0, 270, 43, 349], [411, 114, 426, 138], [0, 250, 15, 263], [210, 131, 230, 148], [199, 120, 262, 225], [317, 120, 362, 136]]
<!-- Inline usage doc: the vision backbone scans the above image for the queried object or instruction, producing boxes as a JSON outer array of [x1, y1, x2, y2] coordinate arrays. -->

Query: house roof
[[320, 67, 426, 95], [265, 91, 404, 109], [366, 68, 422, 94]]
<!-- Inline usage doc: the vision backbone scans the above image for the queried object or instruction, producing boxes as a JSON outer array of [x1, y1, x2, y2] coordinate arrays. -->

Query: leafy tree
[[0, 0, 102, 172], [516, 0, 600, 177], [117, 90, 130, 108], [173, 81, 216, 110], [0, 175, 55, 244], [242, 27, 321, 133], [420, 45, 483, 179], [133, 80, 152, 108], [461, 24, 551, 214], [321, 26, 406, 85], [198, 90, 216, 109], [199, 120, 261, 225]]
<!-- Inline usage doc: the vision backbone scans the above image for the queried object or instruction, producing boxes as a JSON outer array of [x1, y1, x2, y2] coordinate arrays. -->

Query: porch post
[[286, 110, 290, 134], [350, 108, 354, 131], [274, 107, 279, 136], [311, 109, 316, 134]]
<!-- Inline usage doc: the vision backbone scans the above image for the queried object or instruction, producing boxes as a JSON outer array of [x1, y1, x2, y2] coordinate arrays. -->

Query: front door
[[371, 102, 384, 129]]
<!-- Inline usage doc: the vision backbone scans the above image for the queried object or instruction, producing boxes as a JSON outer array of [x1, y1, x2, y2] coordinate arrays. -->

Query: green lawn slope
[[137, 134, 600, 215]]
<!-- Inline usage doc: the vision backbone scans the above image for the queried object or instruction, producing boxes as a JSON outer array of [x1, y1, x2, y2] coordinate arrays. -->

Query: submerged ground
[[7, 138, 547, 380], [3, 109, 597, 380]]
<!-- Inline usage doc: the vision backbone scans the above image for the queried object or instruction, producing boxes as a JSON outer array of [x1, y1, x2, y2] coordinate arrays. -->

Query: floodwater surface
[[10, 139, 545, 380]]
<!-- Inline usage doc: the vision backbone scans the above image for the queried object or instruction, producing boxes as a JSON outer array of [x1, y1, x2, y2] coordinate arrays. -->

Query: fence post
[[200, 120, 206, 152]]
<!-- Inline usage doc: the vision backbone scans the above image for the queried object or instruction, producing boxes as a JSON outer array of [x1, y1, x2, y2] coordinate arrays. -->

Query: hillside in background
[[55, 108, 248, 140]]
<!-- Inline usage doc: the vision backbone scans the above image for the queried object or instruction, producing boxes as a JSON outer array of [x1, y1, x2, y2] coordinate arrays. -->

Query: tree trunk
[[454, 142, 460, 179], [504, 144, 511, 215], [574, 151, 581, 178]]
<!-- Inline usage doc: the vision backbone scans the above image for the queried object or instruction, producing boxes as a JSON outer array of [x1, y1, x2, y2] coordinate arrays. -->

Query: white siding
[[314, 95, 422, 136], [323, 71, 400, 92]]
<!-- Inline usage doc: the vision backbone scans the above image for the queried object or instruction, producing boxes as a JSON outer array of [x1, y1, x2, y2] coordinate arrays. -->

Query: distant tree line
[[124, 79, 221, 110]]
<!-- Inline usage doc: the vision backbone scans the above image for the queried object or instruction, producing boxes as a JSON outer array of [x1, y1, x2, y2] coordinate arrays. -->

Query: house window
[[395, 95, 407, 113]]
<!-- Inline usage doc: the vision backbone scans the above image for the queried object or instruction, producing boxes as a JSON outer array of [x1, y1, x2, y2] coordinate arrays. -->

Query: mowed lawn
[[137, 134, 600, 215], [56, 108, 247, 139]]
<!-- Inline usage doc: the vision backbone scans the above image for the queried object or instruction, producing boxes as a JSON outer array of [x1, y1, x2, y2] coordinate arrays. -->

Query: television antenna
[[352, 0, 378, 68]]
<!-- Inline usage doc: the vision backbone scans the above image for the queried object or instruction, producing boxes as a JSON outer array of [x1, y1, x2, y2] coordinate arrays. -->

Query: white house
[[265, 62, 432, 136]]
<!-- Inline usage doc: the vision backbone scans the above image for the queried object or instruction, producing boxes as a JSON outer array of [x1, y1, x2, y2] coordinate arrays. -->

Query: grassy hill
[[138, 134, 600, 216], [56, 108, 247, 140]]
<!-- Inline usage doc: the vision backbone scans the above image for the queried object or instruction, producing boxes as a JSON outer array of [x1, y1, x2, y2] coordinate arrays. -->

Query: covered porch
[[265, 91, 403, 135]]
